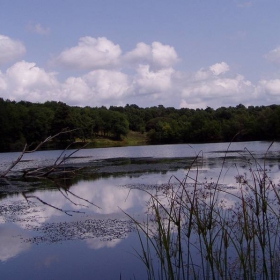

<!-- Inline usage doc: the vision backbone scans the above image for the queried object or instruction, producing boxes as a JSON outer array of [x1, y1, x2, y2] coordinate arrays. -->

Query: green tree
[[51, 102, 75, 143]]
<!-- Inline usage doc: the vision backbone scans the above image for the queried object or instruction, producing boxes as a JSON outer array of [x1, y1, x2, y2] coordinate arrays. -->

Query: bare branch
[[22, 192, 85, 216], [0, 144, 28, 177], [25, 128, 79, 153], [1, 129, 101, 217], [57, 188, 88, 208], [23, 142, 88, 178], [62, 188, 101, 209], [0, 129, 84, 178]]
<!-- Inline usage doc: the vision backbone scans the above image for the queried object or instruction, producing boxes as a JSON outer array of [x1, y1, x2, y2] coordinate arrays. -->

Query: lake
[[0, 141, 280, 279]]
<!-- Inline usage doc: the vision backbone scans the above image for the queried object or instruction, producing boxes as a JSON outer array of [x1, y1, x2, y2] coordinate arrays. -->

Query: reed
[[129, 144, 280, 280]]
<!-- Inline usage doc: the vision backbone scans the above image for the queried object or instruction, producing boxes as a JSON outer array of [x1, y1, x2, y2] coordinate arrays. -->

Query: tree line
[[1, 98, 280, 152]]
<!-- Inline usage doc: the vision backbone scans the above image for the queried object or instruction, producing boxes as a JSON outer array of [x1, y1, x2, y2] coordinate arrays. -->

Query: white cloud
[[0, 61, 131, 106], [2, 34, 280, 109], [193, 62, 230, 82], [265, 47, 280, 65], [151, 42, 179, 68], [124, 41, 179, 69], [0, 71, 7, 91], [258, 79, 280, 96], [53, 38, 178, 73], [61, 77, 91, 104], [133, 65, 174, 95], [60, 70, 130, 106], [86, 238, 122, 250], [27, 22, 50, 35], [180, 64, 255, 109], [210, 62, 230, 76], [53, 37, 122, 70], [0, 61, 59, 101], [0, 227, 30, 261], [123, 42, 152, 65], [0, 59, 260, 109], [6, 61, 57, 88], [84, 70, 130, 98], [0, 35, 26, 66]]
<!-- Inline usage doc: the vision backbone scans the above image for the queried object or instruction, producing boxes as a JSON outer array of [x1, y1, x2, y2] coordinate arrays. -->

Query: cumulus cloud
[[258, 79, 280, 96], [0, 35, 26, 66], [2, 34, 280, 109], [251, 79, 280, 105], [210, 62, 230, 75], [27, 22, 50, 35], [180, 62, 255, 109], [123, 42, 152, 65], [83, 70, 130, 98], [53, 39, 178, 72], [0, 59, 261, 109], [0, 61, 59, 101], [53, 37, 122, 70], [61, 70, 130, 105], [265, 47, 280, 65], [151, 42, 179, 68], [182, 75, 252, 98], [0, 71, 7, 91], [124, 41, 179, 69], [60, 77, 91, 104], [0, 61, 131, 106], [133, 65, 174, 96]]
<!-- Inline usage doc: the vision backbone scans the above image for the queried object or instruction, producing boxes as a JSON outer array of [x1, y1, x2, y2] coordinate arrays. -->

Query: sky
[[0, 0, 280, 109]]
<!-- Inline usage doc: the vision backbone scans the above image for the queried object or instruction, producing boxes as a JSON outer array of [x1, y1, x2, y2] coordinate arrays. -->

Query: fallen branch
[[0, 128, 83, 178], [22, 141, 88, 178], [0, 144, 28, 177]]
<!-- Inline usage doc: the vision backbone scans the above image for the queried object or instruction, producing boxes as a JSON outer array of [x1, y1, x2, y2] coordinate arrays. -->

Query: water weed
[[129, 143, 280, 280]]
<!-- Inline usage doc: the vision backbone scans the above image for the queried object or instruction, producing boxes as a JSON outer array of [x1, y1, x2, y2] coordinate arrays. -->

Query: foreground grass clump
[[129, 145, 280, 280]]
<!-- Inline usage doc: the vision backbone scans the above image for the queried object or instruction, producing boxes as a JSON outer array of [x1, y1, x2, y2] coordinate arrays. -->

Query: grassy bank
[[85, 131, 149, 148]]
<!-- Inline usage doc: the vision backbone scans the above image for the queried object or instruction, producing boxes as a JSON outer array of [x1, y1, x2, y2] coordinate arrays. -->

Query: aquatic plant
[[128, 143, 280, 280]]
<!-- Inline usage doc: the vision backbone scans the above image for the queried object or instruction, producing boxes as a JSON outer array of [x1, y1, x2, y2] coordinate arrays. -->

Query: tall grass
[[128, 144, 280, 280]]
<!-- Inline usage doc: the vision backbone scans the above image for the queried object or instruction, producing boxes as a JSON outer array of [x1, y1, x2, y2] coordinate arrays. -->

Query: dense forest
[[1, 97, 280, 152]]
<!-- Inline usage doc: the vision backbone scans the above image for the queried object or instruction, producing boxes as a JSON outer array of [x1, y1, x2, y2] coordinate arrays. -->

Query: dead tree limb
[[59, 186, 101, 209], [0, 128, 83, 178], [0, 144, 28, 178], [22, 142, 88, 178], [0, 129, 102, 215], [22, 192, 85, 216]]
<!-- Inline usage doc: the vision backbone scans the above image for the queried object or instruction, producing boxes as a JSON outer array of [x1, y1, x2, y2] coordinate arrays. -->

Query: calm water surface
[[0, 141, 280, 279]]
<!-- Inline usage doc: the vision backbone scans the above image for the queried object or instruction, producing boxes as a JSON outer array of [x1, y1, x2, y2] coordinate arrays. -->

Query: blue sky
[[0, 0, 280, 109]]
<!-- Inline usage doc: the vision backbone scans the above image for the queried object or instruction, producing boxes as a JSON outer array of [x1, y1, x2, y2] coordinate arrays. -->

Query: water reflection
[[86, 237, 123, 250], [1, 142, 280, 279], [0, 176, 154, 264], [0, 225, 31, 261]]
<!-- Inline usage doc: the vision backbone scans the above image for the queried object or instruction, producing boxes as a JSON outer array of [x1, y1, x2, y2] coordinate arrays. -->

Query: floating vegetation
[[24, 218, 134, 245], [119, 182, 236, 192], [0, 200, 134, 246], [0, 201, 45, 224]]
